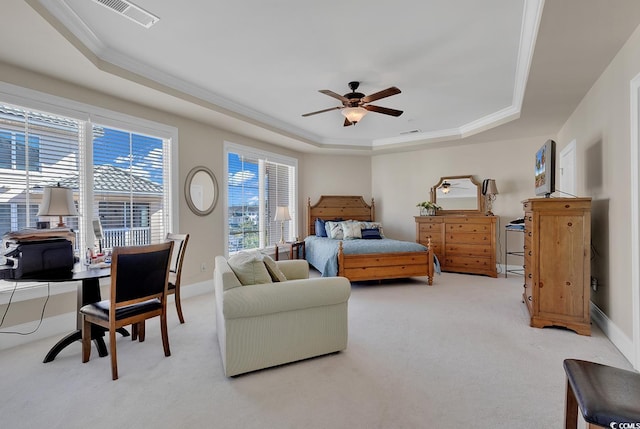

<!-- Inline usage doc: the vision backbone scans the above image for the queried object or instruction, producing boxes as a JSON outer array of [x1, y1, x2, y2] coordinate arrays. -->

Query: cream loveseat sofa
[[214, 255, 351, 376]]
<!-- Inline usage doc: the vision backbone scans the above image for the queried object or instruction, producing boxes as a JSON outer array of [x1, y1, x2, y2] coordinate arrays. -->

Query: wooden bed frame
[[306, 195, 434, 285]]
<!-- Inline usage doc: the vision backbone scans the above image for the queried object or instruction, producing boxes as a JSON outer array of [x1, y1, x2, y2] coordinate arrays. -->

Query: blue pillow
[[315, 218, 328, 237], [361, 228, 382, 239]]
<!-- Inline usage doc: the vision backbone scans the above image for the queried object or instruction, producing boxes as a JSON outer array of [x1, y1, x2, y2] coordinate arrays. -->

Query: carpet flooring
[[0, 271, 632, 429]]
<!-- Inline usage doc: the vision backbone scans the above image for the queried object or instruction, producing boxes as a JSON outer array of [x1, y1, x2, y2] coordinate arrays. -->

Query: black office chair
[[80, 242, 174, 380]]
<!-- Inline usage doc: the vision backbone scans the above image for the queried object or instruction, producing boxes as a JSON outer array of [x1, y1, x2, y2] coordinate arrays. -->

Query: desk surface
[[1, 263, 110, 283]]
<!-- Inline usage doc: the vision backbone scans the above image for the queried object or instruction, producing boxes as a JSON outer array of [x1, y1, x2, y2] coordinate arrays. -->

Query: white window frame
[[224, 141, 298, 256], [0, 82, 179, 303]]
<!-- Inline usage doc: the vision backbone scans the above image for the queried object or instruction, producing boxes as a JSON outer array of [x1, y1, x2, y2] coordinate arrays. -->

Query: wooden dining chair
[[166, 233, 190, 324], [80, 241, 174, 380]]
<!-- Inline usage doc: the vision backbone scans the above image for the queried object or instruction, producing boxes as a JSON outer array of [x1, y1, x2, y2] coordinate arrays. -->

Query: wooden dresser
[[522, 198, 592, 335], [415, 215, 497, 277]]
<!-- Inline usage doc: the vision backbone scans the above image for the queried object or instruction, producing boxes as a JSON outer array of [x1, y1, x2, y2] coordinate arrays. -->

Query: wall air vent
[[400, 129, 422, 135], [91, 0, 160, 28]]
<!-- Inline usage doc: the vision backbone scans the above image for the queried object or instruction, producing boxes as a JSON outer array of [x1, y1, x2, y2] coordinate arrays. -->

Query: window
[[0, 90, 176, 284], [225, 142, 297, 254]]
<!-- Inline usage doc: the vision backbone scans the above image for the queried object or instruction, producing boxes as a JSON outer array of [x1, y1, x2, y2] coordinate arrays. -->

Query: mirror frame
[[430, 175, 484, 215], [185, 166, 218, 216]]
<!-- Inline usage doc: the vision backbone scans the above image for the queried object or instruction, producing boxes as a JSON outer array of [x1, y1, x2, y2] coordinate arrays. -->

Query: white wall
[[371, 136, 547, 256], [556, 22, 640, 342]]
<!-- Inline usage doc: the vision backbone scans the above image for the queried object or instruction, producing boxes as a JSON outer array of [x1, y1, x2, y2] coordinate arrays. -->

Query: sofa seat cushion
[[223, 277, 350, 320], [227, 250, 273, 286]]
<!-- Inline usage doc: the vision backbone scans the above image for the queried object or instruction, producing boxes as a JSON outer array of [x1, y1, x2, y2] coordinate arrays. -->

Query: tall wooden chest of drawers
[[522, 198, 592, 335], [415, 215, 497, 277]]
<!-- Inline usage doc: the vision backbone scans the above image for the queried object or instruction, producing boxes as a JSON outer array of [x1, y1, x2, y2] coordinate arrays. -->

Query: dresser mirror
[[185, 166, 218, 216], [430, 175, 483, 215]]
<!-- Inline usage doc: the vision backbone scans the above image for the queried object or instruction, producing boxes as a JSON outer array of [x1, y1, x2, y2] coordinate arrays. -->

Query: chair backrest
[[110, 242, 174, 306], [166, 233, 189, 276]]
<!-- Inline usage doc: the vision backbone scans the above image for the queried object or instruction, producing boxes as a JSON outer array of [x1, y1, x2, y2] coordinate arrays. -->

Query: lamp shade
[[38, 185, 78, 228], [486, 179, 499, 195], [341, 107, 368, 124], [274, 206, 291, 222]]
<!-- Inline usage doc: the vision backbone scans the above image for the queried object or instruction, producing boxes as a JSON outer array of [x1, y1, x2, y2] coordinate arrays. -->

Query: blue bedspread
[[304, 236, 431, 277]]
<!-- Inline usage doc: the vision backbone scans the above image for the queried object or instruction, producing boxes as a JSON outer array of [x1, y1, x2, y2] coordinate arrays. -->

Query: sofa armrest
[[276, 259, 309, 280], [223, 276, 350, 319]]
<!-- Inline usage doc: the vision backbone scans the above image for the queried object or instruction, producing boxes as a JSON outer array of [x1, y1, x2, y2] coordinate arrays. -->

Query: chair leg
[[565, 379, 579, 429], [109, 328, 118, 380], [160, 312, 171, 357], [131, 323, 138, 341], [138, 321, 146, 342], [81, 316, 91, 363], [175, 288, 185, 324]]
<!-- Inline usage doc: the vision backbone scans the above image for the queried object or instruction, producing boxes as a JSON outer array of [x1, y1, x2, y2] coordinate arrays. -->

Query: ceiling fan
[[439, 181, 468, 194], [302, 81, 403, 126]]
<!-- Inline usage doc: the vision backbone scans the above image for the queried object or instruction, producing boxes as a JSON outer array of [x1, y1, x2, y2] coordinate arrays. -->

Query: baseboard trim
[[590, 302, 634, 365], [0, 279, 214, 351]]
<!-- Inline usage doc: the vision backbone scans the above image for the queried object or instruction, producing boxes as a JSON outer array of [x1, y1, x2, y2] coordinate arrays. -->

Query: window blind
[[0, 104, 81, 237], [226, 143, 297, 254], [92, 124, 168, 249]]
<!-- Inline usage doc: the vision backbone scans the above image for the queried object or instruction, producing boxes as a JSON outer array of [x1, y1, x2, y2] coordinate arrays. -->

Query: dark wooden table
[[5, 264, 129, 362]]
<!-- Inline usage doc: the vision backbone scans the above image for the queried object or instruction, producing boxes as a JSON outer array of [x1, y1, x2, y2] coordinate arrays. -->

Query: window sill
[[0, 280, 80, 305]]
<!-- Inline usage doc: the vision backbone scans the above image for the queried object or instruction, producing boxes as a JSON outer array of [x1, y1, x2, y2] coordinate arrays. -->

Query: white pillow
[[325, 221, 344, 240], [341, 221, 362, 239], [227, 250, 273, 285]]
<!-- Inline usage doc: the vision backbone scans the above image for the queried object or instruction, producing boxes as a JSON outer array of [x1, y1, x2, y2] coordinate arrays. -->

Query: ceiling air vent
[[91, 0, 160, 28]]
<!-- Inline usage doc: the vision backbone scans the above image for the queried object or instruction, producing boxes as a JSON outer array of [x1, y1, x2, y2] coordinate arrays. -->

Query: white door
[[559, 140, 577, 196]]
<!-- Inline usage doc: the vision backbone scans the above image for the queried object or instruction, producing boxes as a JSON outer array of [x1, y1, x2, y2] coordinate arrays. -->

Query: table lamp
[[274, 206, 291, 244], [484, 179, 499, 216], [37, 184, 79, 228]]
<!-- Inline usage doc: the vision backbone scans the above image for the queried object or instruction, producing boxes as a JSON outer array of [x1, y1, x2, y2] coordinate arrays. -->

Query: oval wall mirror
[[185, 166, 218, 216]]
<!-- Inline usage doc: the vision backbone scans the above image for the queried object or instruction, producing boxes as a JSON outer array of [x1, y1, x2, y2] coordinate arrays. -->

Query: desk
[[14, 265, 129, 362], [274, 241, 305, 261]]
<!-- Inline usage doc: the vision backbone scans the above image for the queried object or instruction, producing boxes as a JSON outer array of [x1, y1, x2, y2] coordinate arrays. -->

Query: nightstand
[[274, 241, 305, 261]]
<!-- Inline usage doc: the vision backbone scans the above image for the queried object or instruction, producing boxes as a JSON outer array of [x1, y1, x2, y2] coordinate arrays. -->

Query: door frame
[[630, 73, 640, 370]]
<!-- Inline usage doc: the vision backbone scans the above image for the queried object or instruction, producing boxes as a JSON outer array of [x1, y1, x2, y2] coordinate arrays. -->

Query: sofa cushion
[[227, 250, 273, 286], [263, 254, 288, 282]]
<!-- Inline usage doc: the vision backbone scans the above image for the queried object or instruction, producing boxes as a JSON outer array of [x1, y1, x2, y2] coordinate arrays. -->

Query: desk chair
[[80, 242, 174, 380], [564, 359, 640, 428]]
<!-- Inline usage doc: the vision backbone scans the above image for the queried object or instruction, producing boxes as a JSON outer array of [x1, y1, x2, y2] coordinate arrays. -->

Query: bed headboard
[[306, 195, 375, 237]]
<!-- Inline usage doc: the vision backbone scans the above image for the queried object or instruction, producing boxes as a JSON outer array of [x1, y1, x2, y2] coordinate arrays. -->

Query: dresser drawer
[[445, 256, 494, 269], [420, 222, 443, 233], [446, 232, 492, 244], [446, 223, 492, 233], [446, 243, 492, 258], [418, 230, 443, 244]]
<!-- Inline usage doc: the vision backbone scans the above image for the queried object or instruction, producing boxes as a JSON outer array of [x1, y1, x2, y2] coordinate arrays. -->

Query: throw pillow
[[227, 250, 273, 286], [315, 218, 328, 237], [361, 228, 382, 239], [341, 220, 362, 239], [325, 221, 344, 240], [262, 254, 288, 282], [360, 221, 384, 237]]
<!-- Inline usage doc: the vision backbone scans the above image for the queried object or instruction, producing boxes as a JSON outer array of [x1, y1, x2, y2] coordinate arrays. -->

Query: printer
[[1, 230, 75, 279]]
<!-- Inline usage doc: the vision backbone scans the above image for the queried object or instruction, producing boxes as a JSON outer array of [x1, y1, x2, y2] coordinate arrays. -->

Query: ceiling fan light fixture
[[341, 107, 368, 124]]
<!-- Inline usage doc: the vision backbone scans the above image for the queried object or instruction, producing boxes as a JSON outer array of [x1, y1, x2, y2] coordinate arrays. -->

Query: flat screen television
[[535, 139, 556, 197]]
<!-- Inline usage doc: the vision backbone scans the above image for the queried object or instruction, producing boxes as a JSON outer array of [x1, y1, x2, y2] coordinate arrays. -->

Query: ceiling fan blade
[[319, 89, 349, 103], [344, 118, 353, 127], [301, 106, 342, 117], [364, 104, 403, 117], [362, 86, 401, 103]]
